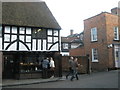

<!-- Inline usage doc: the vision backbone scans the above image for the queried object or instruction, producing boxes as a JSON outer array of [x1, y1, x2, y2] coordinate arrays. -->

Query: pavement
[[1, 76, 66, 87], [1, 70, 119, 88]]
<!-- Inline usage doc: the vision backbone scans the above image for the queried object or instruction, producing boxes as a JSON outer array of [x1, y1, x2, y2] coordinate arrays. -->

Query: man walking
[[66, 56, 74, 79], [70, 57, 80, 81]]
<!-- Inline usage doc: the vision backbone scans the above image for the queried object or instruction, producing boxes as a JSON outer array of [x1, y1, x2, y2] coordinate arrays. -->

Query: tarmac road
[[2, 70, 119, 88]]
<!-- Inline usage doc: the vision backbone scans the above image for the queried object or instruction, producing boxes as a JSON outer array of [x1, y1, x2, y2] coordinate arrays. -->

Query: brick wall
[[69, 46, 85, 56], [83, 12, 119, 71]]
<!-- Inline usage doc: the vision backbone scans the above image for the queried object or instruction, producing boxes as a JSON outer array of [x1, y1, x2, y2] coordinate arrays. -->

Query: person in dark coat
[[42, 57, 49, 78]]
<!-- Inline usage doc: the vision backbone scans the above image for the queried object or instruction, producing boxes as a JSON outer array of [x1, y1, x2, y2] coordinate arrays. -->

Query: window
[[26, 28, 31, 34], [12, 27, 17, 34], [5, 26, 10, 33], [19, 27, 25, 34], [48, 29, 52, 35], [53, 30, 58, 36], [32, 28, 47, 39], [114, 27, 119, 40], [91, 27, 97, 42], [0, 25, 2, 37], [63, 43, 68, 49], [92, 48, 98, 62]]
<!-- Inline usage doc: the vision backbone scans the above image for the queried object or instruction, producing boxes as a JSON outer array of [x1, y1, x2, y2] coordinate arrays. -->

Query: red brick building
[[70, 8, 120, 72]]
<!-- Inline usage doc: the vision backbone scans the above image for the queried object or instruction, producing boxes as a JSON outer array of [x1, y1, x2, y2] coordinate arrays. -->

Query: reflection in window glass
[[5, 26, 10, 33], [0, 26, 2, 37], [19, 27, 25, 34], [4, 34, 10, 41]]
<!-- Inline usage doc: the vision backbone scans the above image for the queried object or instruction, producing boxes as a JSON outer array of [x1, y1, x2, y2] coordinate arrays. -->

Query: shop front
[[2, 51, 62, 79]]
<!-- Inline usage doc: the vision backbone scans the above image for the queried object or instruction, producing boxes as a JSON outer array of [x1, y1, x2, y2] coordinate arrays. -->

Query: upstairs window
[[91, 27, 97, 42], [114, 27, 119, 40], [92, 48, 98, 62], [0, 25, 2, 37], [32, 28, 47, 39]]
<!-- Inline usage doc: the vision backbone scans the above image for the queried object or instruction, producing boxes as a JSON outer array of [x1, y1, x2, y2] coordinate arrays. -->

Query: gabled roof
[[2, 1, 61, 29]]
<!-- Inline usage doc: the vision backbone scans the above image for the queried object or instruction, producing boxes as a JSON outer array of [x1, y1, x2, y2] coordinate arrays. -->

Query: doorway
[[3, 55, 15, 79], [114, 45, 120, 68]]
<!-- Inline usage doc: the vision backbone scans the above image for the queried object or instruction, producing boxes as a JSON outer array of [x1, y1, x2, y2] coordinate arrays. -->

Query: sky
[[44, 0, 120, 36]]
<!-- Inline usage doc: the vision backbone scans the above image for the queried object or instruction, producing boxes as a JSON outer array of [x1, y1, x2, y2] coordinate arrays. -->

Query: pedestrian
[[66, 56, 74, 79], [42, 57, 49, 79], [70, 57, 80, 81], [49, 57, 55, 78]]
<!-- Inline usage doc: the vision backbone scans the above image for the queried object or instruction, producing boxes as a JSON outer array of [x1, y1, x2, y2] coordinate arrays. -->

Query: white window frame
[[91, 27, 97, 42], [0, 25, 2, 37], [114, 27, 119, 40], [92, 48, 98, 62]]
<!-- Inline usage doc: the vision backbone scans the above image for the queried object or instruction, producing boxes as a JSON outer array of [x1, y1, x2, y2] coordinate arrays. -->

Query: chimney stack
[[70, 29, 73, 35]]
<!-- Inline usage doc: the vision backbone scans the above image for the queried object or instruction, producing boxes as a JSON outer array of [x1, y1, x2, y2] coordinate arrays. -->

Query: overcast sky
[[44, 0, 120, 36]]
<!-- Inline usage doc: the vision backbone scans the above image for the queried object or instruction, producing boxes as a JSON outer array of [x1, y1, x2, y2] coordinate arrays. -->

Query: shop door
[[3, 55, 15, 79], [114, 45, 120, 68], [118, 48, 120, 67]]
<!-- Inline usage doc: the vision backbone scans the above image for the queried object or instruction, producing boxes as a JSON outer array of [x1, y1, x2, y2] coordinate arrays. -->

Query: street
[[3, 70, 119, 88]]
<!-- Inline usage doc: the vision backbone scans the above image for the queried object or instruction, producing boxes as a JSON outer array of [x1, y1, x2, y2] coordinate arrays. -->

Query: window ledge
[[92, 60, 98, 63]]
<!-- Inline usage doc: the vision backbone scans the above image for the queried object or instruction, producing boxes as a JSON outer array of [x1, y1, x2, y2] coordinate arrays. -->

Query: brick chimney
[[70, 29, 73, 35]]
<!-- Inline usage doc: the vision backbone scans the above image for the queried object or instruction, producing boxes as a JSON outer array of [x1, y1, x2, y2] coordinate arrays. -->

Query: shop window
[[32, 28, 47, 39]]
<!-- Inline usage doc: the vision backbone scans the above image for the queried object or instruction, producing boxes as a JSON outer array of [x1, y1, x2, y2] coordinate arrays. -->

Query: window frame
[[92, 48, 98, 62], [91, 27, 98, 42], [63, 43, 69, 49], [114, 26, 119, 40], [0, 25, 2, 37]]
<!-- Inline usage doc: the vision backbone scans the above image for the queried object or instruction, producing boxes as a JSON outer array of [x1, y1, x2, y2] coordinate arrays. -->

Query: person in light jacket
[[49, 57, 55, 78]]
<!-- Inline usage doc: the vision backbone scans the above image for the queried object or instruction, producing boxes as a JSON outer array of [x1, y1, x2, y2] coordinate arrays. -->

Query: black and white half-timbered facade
[[0, 1, 62, 79], [1, 25, 60, 51]]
